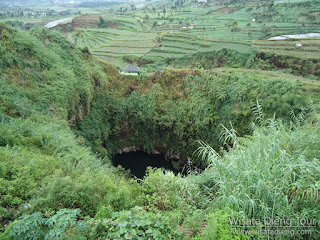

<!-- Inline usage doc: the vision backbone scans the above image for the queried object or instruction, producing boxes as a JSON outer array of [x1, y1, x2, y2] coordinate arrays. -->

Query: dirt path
[[135, 17, 150, 31], [213, 68, 319, 84]]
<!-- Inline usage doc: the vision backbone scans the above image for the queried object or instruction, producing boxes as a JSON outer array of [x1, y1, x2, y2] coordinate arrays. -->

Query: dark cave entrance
[[112, 151, 178, 179]]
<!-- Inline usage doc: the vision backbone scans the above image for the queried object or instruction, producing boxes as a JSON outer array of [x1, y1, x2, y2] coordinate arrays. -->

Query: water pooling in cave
[[112, 151, 178, 179]]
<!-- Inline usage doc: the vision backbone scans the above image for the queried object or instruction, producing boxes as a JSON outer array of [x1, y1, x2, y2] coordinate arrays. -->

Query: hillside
[[64, 0, 320, 78], [0, 23, 320, 239]]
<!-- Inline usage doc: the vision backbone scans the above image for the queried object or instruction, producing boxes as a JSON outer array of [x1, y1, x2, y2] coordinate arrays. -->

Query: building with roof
[[124, 65, 140, 74], [44, 17, 73, 29]]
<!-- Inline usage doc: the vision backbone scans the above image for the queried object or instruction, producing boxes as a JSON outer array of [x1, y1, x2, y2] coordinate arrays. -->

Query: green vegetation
[[159, 49, 319, 78], [0, 23, 320, 239], [0, 0, 319, 239], [62, 0, 319, 76], [253, 38, 320, 59], [68, 28, 157, 69]]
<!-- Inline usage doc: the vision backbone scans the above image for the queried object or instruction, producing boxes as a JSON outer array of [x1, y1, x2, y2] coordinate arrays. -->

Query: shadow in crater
[[112, 151, 178, 179]]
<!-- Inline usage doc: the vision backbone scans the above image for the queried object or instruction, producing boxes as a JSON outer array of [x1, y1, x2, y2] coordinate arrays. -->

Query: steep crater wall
[[73, 63, 319, 170]]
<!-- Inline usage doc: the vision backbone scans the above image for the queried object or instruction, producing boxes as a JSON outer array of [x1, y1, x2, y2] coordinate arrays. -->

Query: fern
[[9, 209, 88, 240], [10, 212, 47, 240]]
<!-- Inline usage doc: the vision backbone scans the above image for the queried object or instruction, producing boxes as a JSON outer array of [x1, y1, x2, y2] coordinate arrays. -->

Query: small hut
[[124, 65, 140, 74]]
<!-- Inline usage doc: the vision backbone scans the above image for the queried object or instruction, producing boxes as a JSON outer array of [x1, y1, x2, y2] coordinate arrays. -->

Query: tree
[[97, 16, 107, 28], [268, 1, 274, 11], [130, 5, 136, 11], [152, 21, 158, 28], [229, 20, 240, 32], [261, 24, 271, 39]]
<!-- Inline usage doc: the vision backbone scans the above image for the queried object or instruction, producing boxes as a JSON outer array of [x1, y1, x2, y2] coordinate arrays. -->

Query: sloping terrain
[[0, 3, 320, 238]]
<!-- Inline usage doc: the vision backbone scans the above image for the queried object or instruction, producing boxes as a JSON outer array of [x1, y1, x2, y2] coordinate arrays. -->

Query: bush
[[6, 209, 89, 240], [90, 206, 179, 239], [197, 111, 320, 238]]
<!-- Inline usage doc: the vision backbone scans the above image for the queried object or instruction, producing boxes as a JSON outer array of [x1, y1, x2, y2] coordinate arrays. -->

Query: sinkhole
[[112, 151, 178, 179]]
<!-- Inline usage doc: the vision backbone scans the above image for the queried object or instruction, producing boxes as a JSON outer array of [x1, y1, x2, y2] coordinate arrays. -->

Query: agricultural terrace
[[64, 0, 319, 72], [134, 0, 319, 40], [143, 32, 253, 61], [253, 38, 320, 59], [68, 28, 157, 68], [68, 27, 255, 70]]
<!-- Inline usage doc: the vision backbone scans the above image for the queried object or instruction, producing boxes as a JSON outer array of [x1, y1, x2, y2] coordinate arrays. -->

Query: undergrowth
[[0, 23, 319, 239]]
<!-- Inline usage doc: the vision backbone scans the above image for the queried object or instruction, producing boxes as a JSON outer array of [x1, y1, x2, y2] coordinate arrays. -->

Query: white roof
[[268, 33, 320, 40], [45, 17, 73, 29], [268, 36, 287, 40]]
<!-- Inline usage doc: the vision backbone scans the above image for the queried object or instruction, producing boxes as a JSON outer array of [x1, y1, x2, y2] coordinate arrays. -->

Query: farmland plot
[[253, 39, 320, 59], [143, 32, 254, 62], [69, 28, 158, 68]]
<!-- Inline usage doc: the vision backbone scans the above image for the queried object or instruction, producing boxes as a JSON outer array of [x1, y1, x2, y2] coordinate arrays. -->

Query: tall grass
[[196, 107, 320, 235]]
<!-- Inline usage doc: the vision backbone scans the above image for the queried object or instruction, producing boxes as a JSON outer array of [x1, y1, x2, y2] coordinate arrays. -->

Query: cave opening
[[112, 151, 178, 179]]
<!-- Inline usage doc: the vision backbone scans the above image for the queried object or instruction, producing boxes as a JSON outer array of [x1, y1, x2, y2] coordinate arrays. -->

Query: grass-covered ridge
[[0, 24, 320, 239], [0, 23, 139, 225]]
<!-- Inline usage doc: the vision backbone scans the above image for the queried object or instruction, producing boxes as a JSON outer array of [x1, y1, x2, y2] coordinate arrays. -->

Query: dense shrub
[[1, 23, 319, 240], [7, 209, 89, 240], [166, 49, 320, 77], [91, 206, 179, 239]]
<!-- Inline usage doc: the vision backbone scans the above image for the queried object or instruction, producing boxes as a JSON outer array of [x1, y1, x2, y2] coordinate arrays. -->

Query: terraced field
[[253, 38, 320, 59], [71, 15, 100, 29], [68, 28, 254, 69], [143, 32, 253, 61], [189, 6, 319, 40], [140, 0, 319, 41], [68, 28, 158, 68], [65, 0, 319, 70]]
